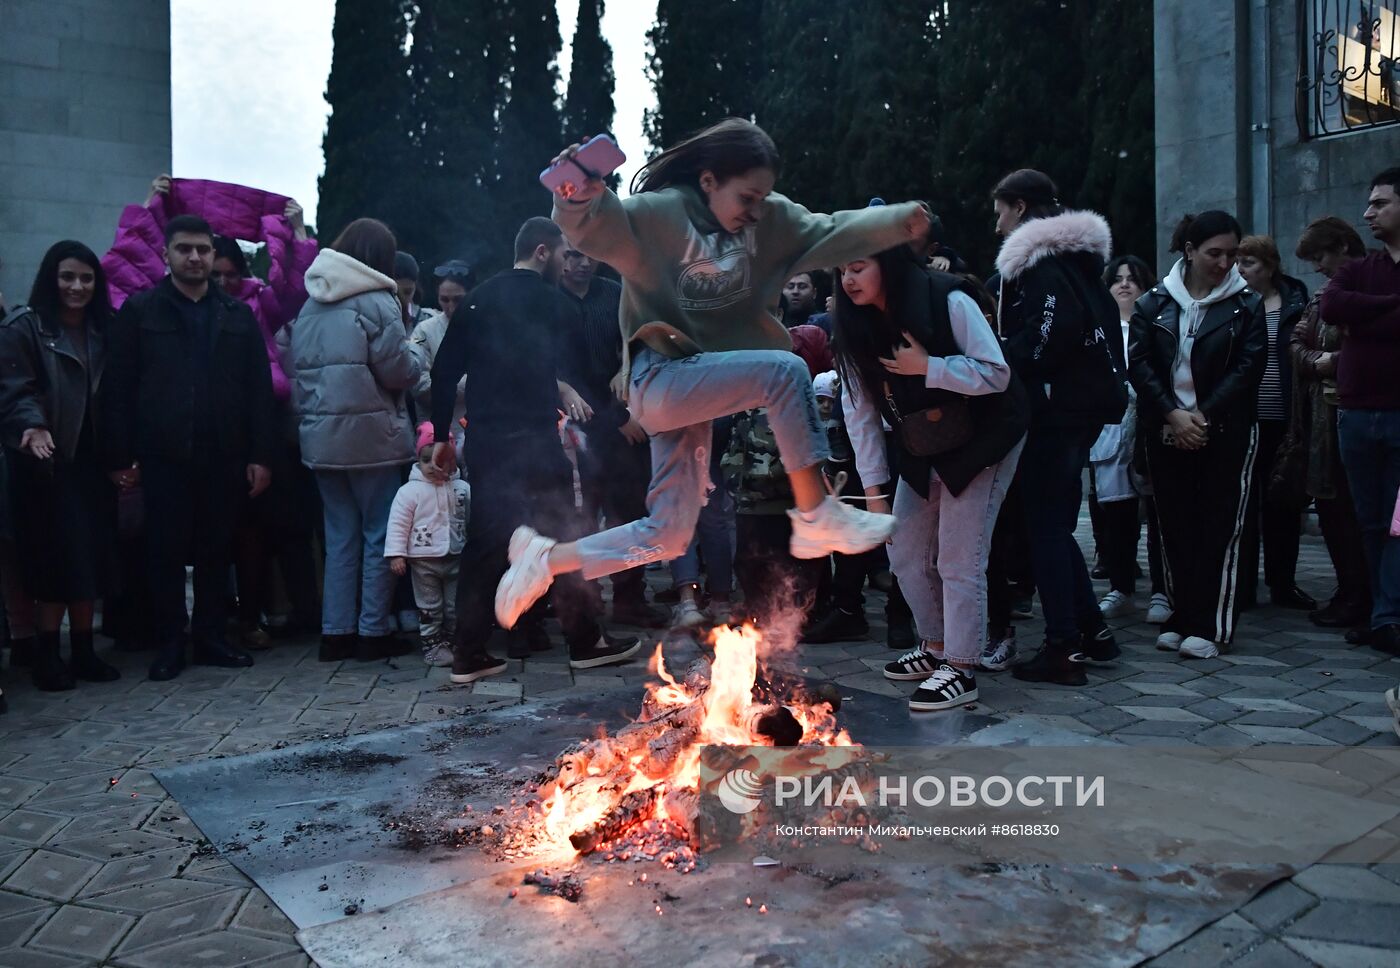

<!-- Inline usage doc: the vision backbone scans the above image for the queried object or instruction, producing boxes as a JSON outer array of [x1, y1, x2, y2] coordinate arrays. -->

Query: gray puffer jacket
[[290, 249, 422, 469]]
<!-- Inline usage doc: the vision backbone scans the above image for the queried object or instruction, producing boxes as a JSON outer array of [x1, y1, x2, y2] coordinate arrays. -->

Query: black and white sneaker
[[449, 652, 508, 685], [569, 633, 642, 670], [884, 648, 946, 681], [1069, 626, 1120, 664], [908, 664, 978, 711]]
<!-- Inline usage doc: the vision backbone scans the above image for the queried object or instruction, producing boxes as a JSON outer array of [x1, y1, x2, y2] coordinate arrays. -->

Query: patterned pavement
[[0, 519, 1397, 967]]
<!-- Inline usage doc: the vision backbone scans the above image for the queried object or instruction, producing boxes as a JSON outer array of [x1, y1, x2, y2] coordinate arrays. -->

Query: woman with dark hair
[[990, 169, 1129, 687], [485, 119, 930, 628], [1092, 255, 1171, 624], [290, 217, 422, 662], [1235, 235, 1314, 611], [0, 241, 120, 689], [1128, 211, 1266, 659], [829, 247, 1026, 710], [1289, 217, 1371, 635]]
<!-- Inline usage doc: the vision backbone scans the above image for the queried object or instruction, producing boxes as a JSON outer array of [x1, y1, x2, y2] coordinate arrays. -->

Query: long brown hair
[[630, 118, 780, 194], [329, 218, 397, 278]]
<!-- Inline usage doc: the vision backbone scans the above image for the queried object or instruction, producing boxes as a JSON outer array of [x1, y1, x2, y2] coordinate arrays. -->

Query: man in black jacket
[[429, 218, 640, 684], [102, 215, 276, 681], [558, 243, 667, 628]]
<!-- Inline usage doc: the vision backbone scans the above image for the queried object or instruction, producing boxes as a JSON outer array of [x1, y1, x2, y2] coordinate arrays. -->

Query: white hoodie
[[1161, 258, 1248, 410], [304, 248, 397, 303], [384, 465, 470, 559]]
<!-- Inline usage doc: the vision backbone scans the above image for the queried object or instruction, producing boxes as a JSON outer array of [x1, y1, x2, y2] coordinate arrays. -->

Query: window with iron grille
[[1297, 0, 1400, 137]]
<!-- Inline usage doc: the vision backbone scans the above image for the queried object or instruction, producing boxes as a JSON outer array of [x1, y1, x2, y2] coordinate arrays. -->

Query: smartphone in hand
[[539, 134, 627, 199]]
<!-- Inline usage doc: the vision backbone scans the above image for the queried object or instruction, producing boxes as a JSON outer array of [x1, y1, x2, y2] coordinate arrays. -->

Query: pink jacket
[[101, 178, 318, 402]]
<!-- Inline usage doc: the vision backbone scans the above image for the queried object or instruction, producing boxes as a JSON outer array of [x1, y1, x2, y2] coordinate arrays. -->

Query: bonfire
[[534, 624, 853, 860]]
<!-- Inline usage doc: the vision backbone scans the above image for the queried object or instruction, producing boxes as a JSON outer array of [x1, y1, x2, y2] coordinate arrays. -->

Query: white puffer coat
[[290, 249, 421, 469]]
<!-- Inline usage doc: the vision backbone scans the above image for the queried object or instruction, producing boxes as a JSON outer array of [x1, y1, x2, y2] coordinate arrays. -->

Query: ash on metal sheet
[[523, 868, 583, 902], [421, 720, 507, 755], [269, 749, 408, 776]]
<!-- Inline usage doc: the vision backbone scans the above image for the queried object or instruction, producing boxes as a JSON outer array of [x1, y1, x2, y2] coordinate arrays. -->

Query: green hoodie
[[552, 184, 921, 366]]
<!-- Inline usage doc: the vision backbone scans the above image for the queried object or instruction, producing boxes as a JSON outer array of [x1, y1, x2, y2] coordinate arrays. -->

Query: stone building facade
[[0, 0, 170, 308], [1154, 0, 1398, 283]]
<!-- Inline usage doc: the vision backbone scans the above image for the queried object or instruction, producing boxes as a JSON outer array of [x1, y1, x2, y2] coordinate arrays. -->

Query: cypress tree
[[318, 0, 413, 243], [644, 0, 763, 154], [401, 0, 509, 271], [496, 0, 564, 253], [562, 0, 616, 142]]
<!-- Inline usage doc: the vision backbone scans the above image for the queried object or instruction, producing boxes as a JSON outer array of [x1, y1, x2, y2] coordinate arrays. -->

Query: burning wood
[[569, 787, 659, 854], [532, 625, 854, 858]]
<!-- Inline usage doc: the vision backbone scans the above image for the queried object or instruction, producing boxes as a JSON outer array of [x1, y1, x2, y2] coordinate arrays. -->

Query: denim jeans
[[670, 485, 736, 595], [1018, 426, 1103, 642], [315, 466, 402, 636], [575, 347, 829, 580], [1337, 408, 1400, 628], [890, 439, 1023, 665]]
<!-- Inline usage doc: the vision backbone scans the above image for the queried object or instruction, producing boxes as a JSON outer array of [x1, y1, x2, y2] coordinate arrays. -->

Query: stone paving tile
[[229, 889, 296, 939], [27, 903, 135, 961], [1227, 938, 1319, 968], [3, 851, 100, 903], [77, 848, 193, 899], [113, 890, 243, 956], [0, 946, 90, 966], [111, 928, 301, 968], [1238, 879, 1319, 931], [0, 814, 67, 849], [0, 907, 54, 949], [83, 881, 239, 915], [1291, 865, 1400, 903], [1285, 900, 1400, 946], [1283, 938, 1400, 967]]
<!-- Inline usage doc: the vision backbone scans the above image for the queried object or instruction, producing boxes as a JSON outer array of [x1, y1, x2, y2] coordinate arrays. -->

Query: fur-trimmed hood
[[994, 210, 1112, 282]]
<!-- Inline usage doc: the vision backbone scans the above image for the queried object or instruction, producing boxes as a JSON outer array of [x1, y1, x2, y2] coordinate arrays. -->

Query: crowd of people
[[0, 121, 1396, 731]]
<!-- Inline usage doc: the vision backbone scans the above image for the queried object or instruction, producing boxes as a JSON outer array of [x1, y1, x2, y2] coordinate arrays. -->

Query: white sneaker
[[494, 526, 557, 630], [1179, 635, 1220, 659], [1155, 632, 1183, 652], [979, 629, 1017, 671], [1386, 687, 1400, 741], [1098, 590, 1136, 619], [789, 496, 896, 559], [671, 600, 707, 629], [1146, 593, 1173, 625]]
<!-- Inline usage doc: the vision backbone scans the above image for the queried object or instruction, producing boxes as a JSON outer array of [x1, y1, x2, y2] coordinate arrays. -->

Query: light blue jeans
[[671, 485, 736, 595], [889, 438, 1024, 666], [576, 347, 828, 581], [315, 466, 403, 636]]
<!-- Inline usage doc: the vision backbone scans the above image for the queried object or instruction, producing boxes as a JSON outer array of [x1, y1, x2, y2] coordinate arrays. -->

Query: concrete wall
[[0, 0, 170, 309], [1154, 0, 1393, 291]]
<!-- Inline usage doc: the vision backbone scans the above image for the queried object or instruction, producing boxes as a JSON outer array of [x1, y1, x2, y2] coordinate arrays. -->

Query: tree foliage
[[643, 0, 1156, 270], [319, 0, 576, 277]]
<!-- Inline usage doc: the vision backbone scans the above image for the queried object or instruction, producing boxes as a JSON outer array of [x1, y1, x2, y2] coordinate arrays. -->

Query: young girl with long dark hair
[[833, 247, 1028, 710], [479, 119, 930, 627]]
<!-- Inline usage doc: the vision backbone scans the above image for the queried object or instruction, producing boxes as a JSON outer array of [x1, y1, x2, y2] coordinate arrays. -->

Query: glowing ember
[[532, 624, 852, 856]]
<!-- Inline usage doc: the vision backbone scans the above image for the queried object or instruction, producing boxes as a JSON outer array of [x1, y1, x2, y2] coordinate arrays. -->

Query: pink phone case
[[539, 134, 626, 199]]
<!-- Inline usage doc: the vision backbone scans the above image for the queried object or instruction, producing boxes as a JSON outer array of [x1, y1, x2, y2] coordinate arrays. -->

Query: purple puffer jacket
[[101, 178, 318, 402]]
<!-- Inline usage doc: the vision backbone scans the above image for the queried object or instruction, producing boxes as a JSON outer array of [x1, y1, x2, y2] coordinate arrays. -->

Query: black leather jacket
[[0, 306, 105, 463], [1128, 283, 1267, 433]]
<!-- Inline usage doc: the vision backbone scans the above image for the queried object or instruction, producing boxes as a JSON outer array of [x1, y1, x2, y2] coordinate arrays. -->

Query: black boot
[[193, 636, 254, 668], [801, 608, 870, 644], [886, 619, 917, 652], [148, 638, 186, 681], [31, 631, 75, 691], [319, 633, 357, 662], [8, 635, 35, 668], [355, 633, 412, 662], [69, 630, 120, 682], [1011, 637, 1087, 686]]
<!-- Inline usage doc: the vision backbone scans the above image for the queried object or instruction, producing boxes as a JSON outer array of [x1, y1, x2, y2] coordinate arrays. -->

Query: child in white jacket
[[386, 424, 470, 666]]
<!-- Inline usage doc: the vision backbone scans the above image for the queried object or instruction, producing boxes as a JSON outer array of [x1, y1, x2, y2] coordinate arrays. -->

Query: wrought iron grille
[[1297, 0, 1400, 138]]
